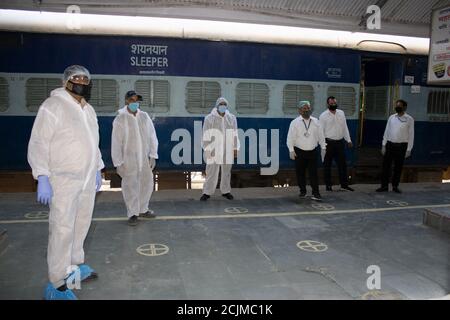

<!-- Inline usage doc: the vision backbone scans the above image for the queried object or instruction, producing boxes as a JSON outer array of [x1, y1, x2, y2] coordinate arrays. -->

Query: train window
[[327, 86, 356, 115], [236, 82, 269, 114], [186, 81, 221, 114], [135, 80, 170, 113], [365, 87, 388, 117], [89, 79, 119, 113], [283, 84, 314, 114], [427, 90, 450, 121], [0, 77, 9, 112], [26, 78, 61, 112]]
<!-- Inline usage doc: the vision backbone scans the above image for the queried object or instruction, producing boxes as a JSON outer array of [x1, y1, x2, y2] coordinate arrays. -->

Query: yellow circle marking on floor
[[224, 207, 249, 214], [386, 200, 409, 207], [24, 211, 49, 219], [136, 243, 169, 257], [296, 240, 328, 252], [361, 290, 404, 300], [311, 203, 335, 211]]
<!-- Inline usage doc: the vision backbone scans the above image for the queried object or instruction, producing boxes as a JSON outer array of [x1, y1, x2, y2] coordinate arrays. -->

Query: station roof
[[1, 0, 449, 38]]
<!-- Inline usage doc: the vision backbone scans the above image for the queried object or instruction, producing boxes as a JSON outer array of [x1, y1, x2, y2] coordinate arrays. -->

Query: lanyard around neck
[[302, 118, 312, 132]]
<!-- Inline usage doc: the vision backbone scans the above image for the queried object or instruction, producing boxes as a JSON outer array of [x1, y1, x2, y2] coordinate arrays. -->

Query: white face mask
[[218, 104, 227, 113]]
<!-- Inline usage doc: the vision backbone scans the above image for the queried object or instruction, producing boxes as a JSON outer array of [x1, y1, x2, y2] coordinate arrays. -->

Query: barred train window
[[327, 86, 356, 115], [26, 78, 61, 112], [0, 77, 9, 112], [236, 82, 269, 114], [186, 81, 221, 114], [89, 79, 119, 113], [365, 87, 388, 117], [135, 80, 170, 113], [427, 90, 450, 121], [283, 84, 314, 115]]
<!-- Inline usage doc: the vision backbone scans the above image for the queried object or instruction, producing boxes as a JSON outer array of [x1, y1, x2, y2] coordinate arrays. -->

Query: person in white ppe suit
[[111, 90, 158, 226], [200, 97, 240, 201], [27, 65, 104, 300]]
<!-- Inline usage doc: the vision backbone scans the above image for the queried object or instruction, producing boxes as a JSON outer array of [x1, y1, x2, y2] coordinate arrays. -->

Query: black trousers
[[294, 147, 319, 195], [381, 141, 408, 188], [323, 138, 348, 187]]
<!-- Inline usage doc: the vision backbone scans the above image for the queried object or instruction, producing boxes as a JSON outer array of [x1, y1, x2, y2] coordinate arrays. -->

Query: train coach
[[0, 21, 449, 190]]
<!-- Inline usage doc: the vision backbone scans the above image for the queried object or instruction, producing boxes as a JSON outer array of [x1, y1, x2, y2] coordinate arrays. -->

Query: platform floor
[[0, 183, 449, 300]]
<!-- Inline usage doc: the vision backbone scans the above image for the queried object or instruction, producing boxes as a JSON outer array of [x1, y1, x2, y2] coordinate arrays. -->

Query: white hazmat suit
[[111, 107, 158, 217], [28, 87, 104, 288], [202, 97, 240, 196]]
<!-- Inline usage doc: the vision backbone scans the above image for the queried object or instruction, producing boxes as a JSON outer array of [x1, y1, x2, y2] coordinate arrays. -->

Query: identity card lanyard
[[303, 119, 312, 137]]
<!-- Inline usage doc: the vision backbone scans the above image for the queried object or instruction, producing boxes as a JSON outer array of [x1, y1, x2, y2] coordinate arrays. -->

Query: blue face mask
[[218, 104, 227, 114], [128, 102, 139, 112]]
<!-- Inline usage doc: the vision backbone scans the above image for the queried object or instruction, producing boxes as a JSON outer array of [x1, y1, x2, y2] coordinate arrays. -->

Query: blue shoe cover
[[44, 283, 77, 300], [66, 264, 97, 284]]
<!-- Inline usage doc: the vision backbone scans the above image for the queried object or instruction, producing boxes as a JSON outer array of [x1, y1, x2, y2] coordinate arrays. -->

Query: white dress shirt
[[287, 116, 326, 152], [382, 112, 414, 151], [319, 109, 351, 142]]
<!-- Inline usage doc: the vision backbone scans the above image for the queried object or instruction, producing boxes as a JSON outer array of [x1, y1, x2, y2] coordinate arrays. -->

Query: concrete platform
[[424, 208, 450, 234], [0, 228, 7, 257], [0, 183, 449, 300]]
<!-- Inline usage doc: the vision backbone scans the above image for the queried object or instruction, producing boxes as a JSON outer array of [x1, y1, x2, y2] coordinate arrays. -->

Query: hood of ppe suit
[[215, 97, 229, 108], [111, 107, 158, 175], [27, 87, 104, 187]]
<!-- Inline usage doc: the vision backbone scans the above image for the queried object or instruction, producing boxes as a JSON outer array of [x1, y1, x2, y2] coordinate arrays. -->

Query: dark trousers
[[294, 147, 319, 195], [323, 139, 348, 187], [381, 141, 408, 188]]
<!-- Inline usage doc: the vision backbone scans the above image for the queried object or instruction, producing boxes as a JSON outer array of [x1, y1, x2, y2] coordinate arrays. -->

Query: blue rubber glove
[[37, 175, 53, 205], [95, 171, 102, 192]]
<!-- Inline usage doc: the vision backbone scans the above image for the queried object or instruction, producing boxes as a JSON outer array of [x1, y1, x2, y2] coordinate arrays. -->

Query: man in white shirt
[[377, 99, 414, 193], [319, 96, 354, 192], [287, 101, 327, 201]]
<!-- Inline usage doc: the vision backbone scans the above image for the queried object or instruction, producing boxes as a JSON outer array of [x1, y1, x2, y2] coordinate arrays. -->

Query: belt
[[325, 138, 344, 142], [387, 141, 407, 145]]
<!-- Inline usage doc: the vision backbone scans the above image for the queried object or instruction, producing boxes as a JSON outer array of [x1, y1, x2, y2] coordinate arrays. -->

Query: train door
[[356, 57, 402, 178]]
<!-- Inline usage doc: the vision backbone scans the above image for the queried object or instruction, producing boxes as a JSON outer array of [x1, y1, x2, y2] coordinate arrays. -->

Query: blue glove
[[37, 175, 53, 205], [95, 171, 102, 192]]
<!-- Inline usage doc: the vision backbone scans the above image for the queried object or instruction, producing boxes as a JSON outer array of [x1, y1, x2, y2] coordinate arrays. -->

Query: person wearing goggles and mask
[[111, 91, 159, 226], [28, 65, 104, 300]]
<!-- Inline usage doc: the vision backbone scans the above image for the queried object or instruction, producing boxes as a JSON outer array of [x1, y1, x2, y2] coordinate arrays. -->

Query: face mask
[[218, 105, 227, 114], [302, 110, 312, 118], [128, 102, 140, 113], [329, 104, 338, 111], [66, 80, 92, 101], [395, 106, 403, 113]]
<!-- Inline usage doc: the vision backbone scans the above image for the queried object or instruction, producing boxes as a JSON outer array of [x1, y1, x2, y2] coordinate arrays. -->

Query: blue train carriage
[[0, 31, 448, 190], [361, 54, 450, 182]]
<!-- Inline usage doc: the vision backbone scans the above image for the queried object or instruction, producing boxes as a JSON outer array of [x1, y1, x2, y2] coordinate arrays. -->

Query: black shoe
[[326, 186, 333, 192], [222, 193, 234, 200], [311, 194, 322, 201], [128, 215, 138, 226], [341, 186, 354, 192], [376, 187, 388, 192], [393, 187, 402, 194], [299, 192, 307, 198], [200, 194, 210, 201], [140, 211, 156, 219]]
